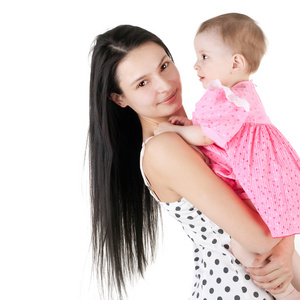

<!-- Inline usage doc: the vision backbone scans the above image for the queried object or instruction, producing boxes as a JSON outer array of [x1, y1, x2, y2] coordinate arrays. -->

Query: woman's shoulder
[[143, 132, 208, 203], [143, 132, 205, 176], [142, 133, 186, 202], [145, 131, 183, 149], [143, 132, 189, 162], [144, 132, 190, 165]]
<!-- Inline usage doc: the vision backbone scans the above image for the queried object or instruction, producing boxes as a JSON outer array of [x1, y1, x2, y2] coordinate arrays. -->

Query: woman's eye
[[161, 62, 169, 70], [138, 80, 147, 88]]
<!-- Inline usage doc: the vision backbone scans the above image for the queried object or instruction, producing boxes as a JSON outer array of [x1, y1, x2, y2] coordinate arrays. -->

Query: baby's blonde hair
[[197, 13, 267, 73]]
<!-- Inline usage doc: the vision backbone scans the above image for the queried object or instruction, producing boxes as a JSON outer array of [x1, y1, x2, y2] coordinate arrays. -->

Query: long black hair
[[88, 25, 173, 298]]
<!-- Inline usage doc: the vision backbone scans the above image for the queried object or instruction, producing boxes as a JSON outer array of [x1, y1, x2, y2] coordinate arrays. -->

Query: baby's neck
[[227, 74, 250, 88]]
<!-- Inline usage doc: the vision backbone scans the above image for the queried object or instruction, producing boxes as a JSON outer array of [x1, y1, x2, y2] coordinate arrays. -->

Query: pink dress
[[192, 79, 300, 238]]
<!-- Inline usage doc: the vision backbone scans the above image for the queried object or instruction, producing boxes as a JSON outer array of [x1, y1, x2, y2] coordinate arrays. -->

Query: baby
[[155, 13, 300, 299]]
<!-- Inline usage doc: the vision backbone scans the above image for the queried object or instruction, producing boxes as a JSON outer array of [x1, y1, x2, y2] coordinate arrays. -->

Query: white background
[[1, 0, 299, 299]]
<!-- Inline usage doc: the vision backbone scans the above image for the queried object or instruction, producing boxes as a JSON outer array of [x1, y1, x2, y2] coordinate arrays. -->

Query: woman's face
[[112, 42, 183, 123]]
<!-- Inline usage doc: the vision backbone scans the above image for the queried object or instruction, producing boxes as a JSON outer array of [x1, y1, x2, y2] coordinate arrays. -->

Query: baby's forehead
[[194, 29, 228, 49], [196, 27, 224, 41]]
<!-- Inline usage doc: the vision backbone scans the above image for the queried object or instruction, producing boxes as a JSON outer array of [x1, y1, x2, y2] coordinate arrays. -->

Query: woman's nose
[[156, 75, 172, 93]]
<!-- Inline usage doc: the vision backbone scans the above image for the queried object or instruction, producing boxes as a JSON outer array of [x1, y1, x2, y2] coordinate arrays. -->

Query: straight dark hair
[[88, 25, 173, 298]]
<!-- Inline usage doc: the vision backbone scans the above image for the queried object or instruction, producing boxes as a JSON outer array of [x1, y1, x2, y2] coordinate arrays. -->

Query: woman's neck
[[140, 106, 187, 141]]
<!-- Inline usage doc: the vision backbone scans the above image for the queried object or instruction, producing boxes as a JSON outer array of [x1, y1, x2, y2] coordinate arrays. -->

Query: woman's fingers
[[251, 273, 291, 293], [251, 251, 271, 267], [247, 259, 293, 293], [247, 261, 293, 294], [246, 239, 294, 292]]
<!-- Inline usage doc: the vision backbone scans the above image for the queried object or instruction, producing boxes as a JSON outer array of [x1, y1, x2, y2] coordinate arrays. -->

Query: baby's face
[[193, 30, 234, 88]]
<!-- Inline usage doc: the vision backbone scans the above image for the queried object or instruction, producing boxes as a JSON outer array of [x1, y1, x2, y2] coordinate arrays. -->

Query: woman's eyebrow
[[157, 55, 168, 68], [130, 54, 168, 87]]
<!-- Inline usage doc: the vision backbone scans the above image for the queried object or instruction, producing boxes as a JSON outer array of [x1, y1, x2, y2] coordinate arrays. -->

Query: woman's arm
[[143, 132, 280, 254]]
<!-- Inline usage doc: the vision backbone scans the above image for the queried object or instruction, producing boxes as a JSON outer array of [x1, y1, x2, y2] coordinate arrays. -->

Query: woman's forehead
[[117, 42, 167, 84]]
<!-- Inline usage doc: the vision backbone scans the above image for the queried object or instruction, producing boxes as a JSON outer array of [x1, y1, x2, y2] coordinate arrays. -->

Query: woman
[[88, 25, 294, 299]]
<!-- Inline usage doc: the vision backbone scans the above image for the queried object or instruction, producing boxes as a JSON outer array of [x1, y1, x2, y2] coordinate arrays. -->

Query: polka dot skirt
[[160, 199, 274, 300]]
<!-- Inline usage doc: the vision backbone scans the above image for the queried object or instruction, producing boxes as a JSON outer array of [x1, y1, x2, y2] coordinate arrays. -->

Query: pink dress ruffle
[[193, 79, 300, 238]]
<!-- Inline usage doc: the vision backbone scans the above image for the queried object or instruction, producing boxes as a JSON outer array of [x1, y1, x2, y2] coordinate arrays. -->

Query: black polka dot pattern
[[140, 142, 274, 299], [160, 199, 274, 299]]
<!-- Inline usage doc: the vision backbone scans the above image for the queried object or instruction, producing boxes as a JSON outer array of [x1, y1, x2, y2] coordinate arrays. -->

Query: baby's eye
[[161, 62, 169, 71], [138, 80, 147, 88], [202, 54, 208, 60]]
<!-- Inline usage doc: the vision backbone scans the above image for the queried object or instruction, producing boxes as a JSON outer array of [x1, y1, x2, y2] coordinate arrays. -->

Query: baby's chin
[[201, 78, 210, 89], [202, 82, 208, 89]]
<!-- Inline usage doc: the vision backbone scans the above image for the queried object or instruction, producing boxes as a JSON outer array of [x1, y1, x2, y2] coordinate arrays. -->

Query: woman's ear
[[232, 54, 247, 73], [110, 93, 127, 108]]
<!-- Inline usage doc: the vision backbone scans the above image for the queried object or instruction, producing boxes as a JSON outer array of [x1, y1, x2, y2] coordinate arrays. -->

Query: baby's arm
[[154, 116, 214, 146]]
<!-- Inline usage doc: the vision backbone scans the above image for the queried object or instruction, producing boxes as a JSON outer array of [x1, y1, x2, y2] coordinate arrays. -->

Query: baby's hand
[[154, 121, 176, 136], [169, 116, 193, 126]]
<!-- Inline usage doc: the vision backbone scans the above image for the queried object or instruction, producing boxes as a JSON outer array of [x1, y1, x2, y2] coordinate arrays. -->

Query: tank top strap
[[139, 136, 160, 202], [140, 136, 154, 187], [140, 136, 154, 188]]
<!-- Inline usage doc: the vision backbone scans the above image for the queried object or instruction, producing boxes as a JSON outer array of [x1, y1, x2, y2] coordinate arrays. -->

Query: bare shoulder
[[142, 132, 208, 202], [143, 132, 191, 202], [143, 132, 191, 166], [143, 132, 205, 181], [145, 131, 185, 150], [144, 132, 205, 163]]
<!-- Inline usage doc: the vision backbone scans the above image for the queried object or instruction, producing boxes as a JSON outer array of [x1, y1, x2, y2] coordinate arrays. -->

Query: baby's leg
[[231, 238, 300, 299], [231, 238, 264, 267]]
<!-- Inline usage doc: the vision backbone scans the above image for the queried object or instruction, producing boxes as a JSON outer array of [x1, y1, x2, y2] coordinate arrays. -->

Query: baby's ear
[[109, 93, 127, 108], [232, 54, 247, 73]]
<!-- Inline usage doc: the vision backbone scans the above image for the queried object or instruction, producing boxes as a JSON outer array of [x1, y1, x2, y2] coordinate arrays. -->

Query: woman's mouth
[[159, 90, 177, 105]]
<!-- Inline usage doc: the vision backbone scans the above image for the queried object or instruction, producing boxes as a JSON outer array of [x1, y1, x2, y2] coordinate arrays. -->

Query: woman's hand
[[246, 236, 294, 294]]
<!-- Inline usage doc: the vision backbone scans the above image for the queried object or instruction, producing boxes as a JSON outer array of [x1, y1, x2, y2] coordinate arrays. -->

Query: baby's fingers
[[168, 116, 180, 124]]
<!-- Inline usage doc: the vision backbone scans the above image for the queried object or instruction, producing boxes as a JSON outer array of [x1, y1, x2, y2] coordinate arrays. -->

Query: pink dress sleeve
[[192, 83, 250, 148]]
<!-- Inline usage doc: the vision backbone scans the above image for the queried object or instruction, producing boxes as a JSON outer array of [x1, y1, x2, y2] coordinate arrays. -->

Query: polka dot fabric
[[193, 80, 300, 238], [140, 141, 274, 299]]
